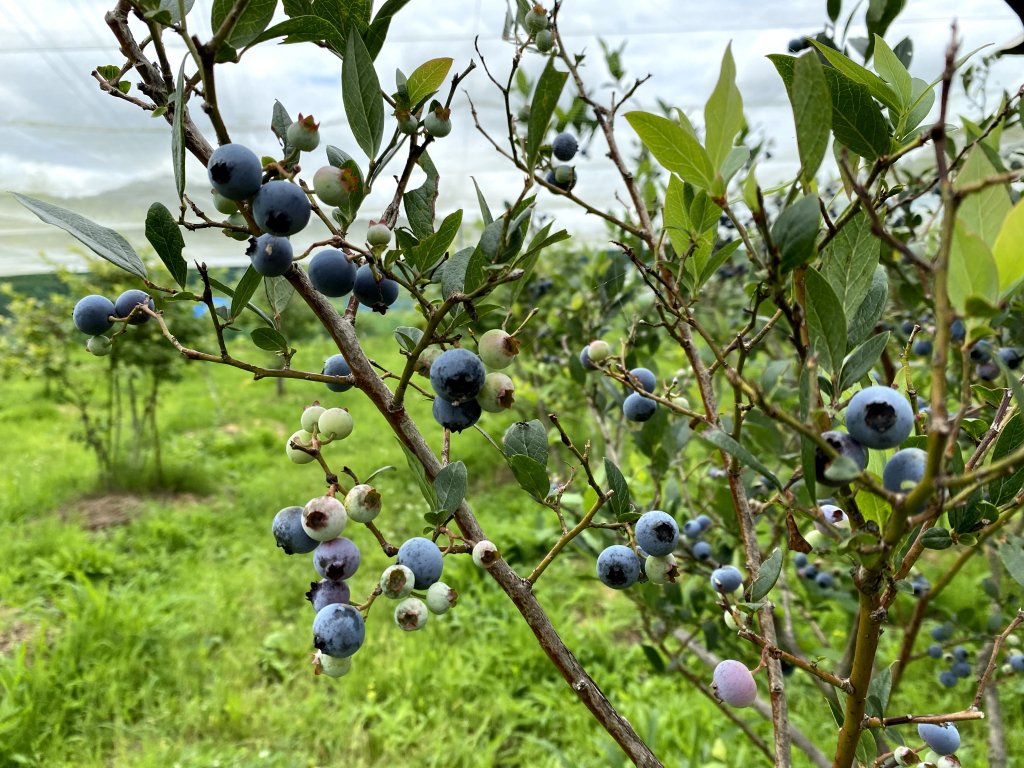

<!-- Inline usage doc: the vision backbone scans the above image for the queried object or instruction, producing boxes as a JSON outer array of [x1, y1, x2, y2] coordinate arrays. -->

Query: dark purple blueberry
[[307, 249, 357, 297]]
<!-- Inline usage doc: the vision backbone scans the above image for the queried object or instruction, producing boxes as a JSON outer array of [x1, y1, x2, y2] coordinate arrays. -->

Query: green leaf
[[625, 111, 714, 189], [250, 326, 289, 352], [846, 265, 888, 347], [828, 0, 841, 21], [440, 247, 474, 298], [790, 51, 831, 182], [809, 39, 901, 113], [145, 203, 187, 289], [773, 195, 820, 272], [342, 31, 384, 159], [171, 57, 186, 200], [229, 265, 263, 320], [503, 420, 548, 465], [406, 57, 453, 109], [603, 458, 631, 517], [509, 454, 550, 501], [398, 439, 439, 510], [365, 0, 414, 59], [408, 209, 462, 271], [920, 528, 952, 550], [254, 16, 346, 48], [526, 58, 568, 170], [704, 44, 744, 172], [822, 211, 880, 324], [990, 198, 1024, 299], [827, 70, 892, 160], [404, 151, 439, 238], [471, 176, 493, 225], [866, 0, 905, 55], [990, 413, 1024, 505], [433, 460, 467, 514], [949, 220, 999, 316], [805, 267, 848, 375], [1000, 538, 1024, 588], [211, 0, 278, 48], [839, 331, 890, 392], [393, 325, 423, 354], [697, 429, 782, 490], [12, 193, 147, 279], [749, 548, 782, 602], [264, 275, 294, 317], [641, 645, 666, 673], [903, 77, 935, 136], [873, 34, 912, 108], [958, 146, 1012, 248]]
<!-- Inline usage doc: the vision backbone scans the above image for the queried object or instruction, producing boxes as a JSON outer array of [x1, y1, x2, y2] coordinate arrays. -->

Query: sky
[[0, 0, 1021, 276]]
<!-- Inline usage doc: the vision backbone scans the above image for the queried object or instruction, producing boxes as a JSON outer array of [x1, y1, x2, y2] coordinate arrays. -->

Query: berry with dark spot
[[253, 180, 311, 236], [815, 430, 868, 485], [306, 578, 351, 611], [312, 603, 365, 658], [207, 144, 263, 200], [845, 386, 914, 449], [313, 537, 361, 581], [634, 511, 679, 557], [596, 544, 641, 589]]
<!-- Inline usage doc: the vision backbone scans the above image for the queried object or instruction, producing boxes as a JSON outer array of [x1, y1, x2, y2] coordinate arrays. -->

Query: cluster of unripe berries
[[271, 487, 461, 677], [286, 398, 354, 465], [424, 329, 520, 432], [72, 289, 156, 355], [579, 340, 660, 423], [523, 3, 554, 52], [207, 139, 401, 314]]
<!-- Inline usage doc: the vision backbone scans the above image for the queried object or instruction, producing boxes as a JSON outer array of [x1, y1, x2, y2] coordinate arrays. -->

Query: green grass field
[[0, 306, 1017, 767]]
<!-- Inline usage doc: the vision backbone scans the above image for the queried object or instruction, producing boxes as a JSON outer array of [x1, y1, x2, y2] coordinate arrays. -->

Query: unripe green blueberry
[[472, 539, 500, 568], [535, 29, 553, 52], [645, 554, 679, 585], [314, 650, 352, 678], [211, 190, 238, 215], [318, 408, 353, 441], [301, 495, 347, 541], [723, 610, 740, 631], [587, 339, 612, 362], [424, 107, 452, 138], [366, 222, 392, 247], [477, 328, 520, 369], [394, 597, 429, 631], [893, 746, 919, 766], [313, 164, 362, 207], [345, 484, 381, 523], [425, 581, 458, 614], [553, 164, 575, 186], [286, 429, 316, 464], [477, 372, 515, 413], [934, 757, 960, 768], [86, 335, 112, 357], [415, 346, 443, 377], [524, 4, 548, 33], [286, 113, 320, 152], [301, 404, 326, 433], [380, 564, 416, 599], [395, 109, 418, 135]]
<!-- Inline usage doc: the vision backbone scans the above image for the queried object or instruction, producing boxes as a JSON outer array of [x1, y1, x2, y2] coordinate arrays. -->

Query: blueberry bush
[[16, 0, 1024, 765]]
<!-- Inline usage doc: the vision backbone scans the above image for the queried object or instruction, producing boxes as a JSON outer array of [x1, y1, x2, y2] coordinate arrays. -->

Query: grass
[[0, 307, 1018, 767]]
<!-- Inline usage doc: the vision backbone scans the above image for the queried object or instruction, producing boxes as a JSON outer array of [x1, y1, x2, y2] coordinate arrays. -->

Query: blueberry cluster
[[925, 624, 975, 688], [969, 338, 1021, 382], [72, 289, 156, 356], [424, 330, 520, 433], [286, 399, 354, 465], [579, 340, 660, 423], [545, 130, 578, 192]]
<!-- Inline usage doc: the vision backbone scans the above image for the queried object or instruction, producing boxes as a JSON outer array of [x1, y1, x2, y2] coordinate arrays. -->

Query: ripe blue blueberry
[[911, 574, 930, 596], [623, 392, 657, 422], [352, 263, 400, 313], [579, 345, 597, 370], [931, 623, 953, 642], [634, 510, 679, 557], [312, 603, 365, 658], [313, 537, 361, 581], [272, 505, 319, 555], [938, 669, 958, 687], [253, 180, 311, 236], [306, 578, 351, 612], [712, 660, 757, 707], [250, 233, 294, 276], [1009, 653, 1024, 672], [682, 519, 703, 539], [952, 646, 969, 662], [977, 361, 1000, 381], [73, 294, 115, 335], [396, 537, 444, 589], [323, 354, 353, 393], [430, 348, 486, 403], [114, 289, 154, 324], [207, 143, 263, 200], [845, 386, 914, 449], [800, 564, 818, 581], [998, 347, 1022, 369], [950, 318, 966, 343], [969, 340, 993, 363], [552, 132, 578, 161], [433, 397, 482, 432], [308, 249, 356, 297], [815, 571, 835, 589], [793, 553, 808, 568], [882, 447, 927, 494], [628, 367, 657, 393], [596, 544, 641, 589], [696, 514, 713, 531], [912, 339, 933, 357], [928, 644, 943, 659], [815, 430, 868, 485], [950, 660, 971, 678], [692, 541, 712, 560], [917, 723, 960, 756], [710, 565, 744, 593]]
